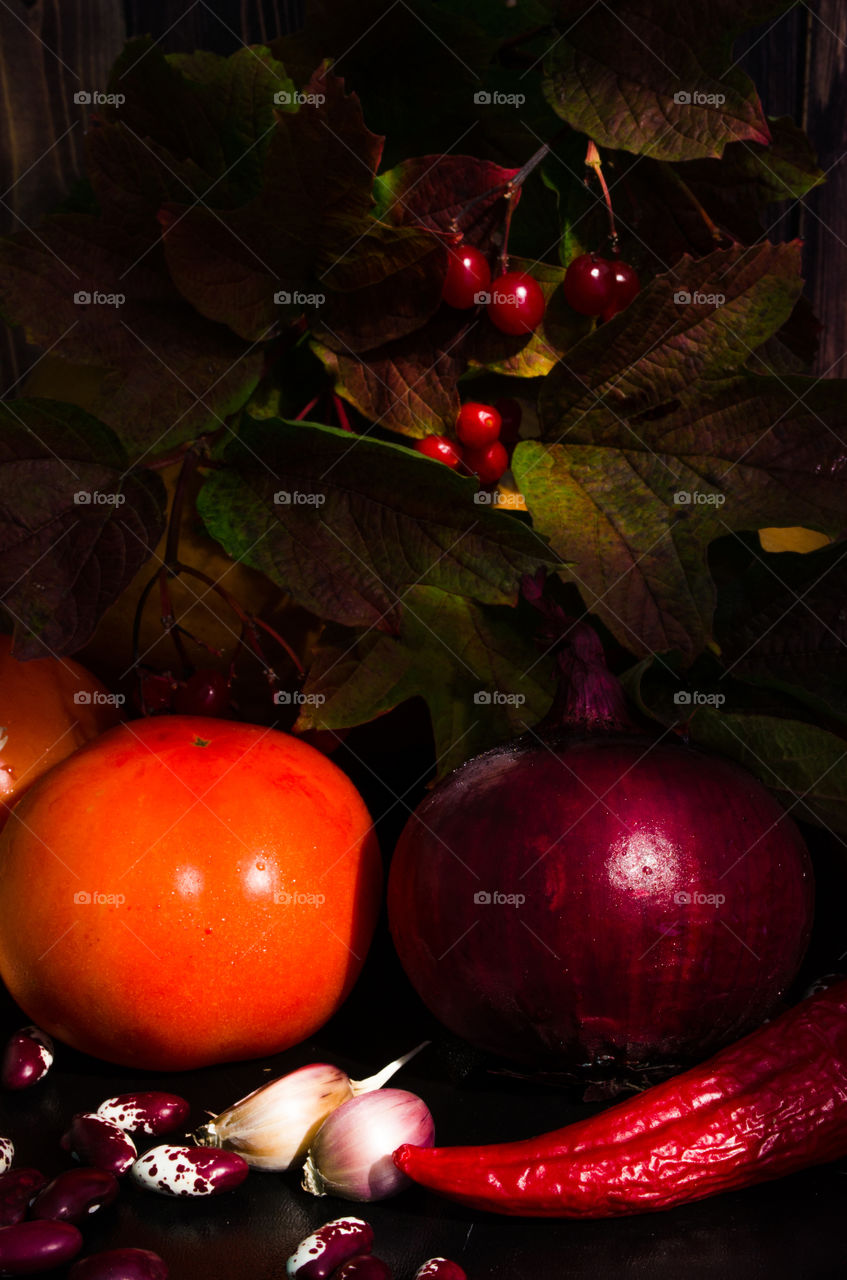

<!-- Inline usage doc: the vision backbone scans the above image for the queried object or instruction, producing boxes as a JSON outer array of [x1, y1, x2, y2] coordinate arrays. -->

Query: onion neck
[[553, 622, 634, 734]]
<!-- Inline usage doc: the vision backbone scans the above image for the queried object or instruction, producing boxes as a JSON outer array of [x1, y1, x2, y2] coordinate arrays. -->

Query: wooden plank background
[[0, 0, 844, 387]]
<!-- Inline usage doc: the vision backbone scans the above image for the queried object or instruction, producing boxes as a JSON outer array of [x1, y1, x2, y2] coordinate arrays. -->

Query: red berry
[[462, 440, 509, 485], [442, 244, 491, 310], [174, 670, 231, 717], [456, 402, 502, 449], [134, 672, 175, 715], [492, 397, 522, 445], [562, 253, 615, 316], [601, 260, 640, 320], [487, 272, 545, 335], [414, 435, 462, 469]]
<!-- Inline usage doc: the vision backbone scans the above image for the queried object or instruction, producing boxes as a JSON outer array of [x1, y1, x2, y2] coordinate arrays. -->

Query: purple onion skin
[[414, 1262, 467, 1280], [96, 1093, 189, 1136], [68, 1247, 169, 1280], [332, 1257, 392, 1279], [130, 1145, 248, 1197], [0, 1219, 83, 1273], [1, 1028, 53, 1091], [29, 1168, 119, 1224], [0, 1170, 46, 1227], [389, 739, 815, 1068], [286, 1218, 375, 1279], [62, 1115, 137, 1176]]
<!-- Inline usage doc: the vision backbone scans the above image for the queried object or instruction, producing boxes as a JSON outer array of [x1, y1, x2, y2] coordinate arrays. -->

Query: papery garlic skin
[[195, 1043, 429, 1172], [302, 1088, 435, 1201], [195, 1064, 353, 1171]]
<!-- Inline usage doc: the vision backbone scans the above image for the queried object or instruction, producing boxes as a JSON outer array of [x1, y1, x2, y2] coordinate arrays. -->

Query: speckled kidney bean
[[413, 1261, 467, 1280], [0, 1219, 83, 1273], [0, 1138, 13, 1174], [286, 1218, 375, 1279], [61, 1115, 137, 1177], [332, 1256, 392, 1279], [130, 1145, 248, 1197], [30, 1168, 119, 1224], [0, 1028, 54, 1091], [96, 1092, 189, 1136], [0, 1170, 46, 1227], [68, 1246, 169, 1280]]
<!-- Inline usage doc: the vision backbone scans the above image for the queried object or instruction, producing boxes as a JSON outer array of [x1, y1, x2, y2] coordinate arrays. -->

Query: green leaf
[[373, 154, 521, 250], [95, 40, 295, 212], [0, 400, 166, 657], [714, 540, 847, 714], [312, 310, 469, 437], [542, 0, 778, 161], [538, 243, 804, 430], [160, 66, 387, 343], [513, 244, 847, 660], [690, 709, 847, 836], [297, 587, 555, 777], [196, 416, 556, 631], [0, 215, 262, 455]]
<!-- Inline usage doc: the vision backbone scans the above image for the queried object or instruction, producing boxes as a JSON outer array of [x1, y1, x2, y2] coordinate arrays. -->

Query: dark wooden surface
[[738, 1, 847, 376]]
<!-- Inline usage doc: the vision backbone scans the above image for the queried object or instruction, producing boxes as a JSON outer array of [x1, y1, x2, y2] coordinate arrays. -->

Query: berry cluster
[[562, 253, 639, 320], [414, 397, 522, 487], [441, 243, 545, 335]]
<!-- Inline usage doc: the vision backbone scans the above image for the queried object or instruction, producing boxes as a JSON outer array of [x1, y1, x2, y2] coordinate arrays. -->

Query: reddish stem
[[174, 562, 305, 679], [332, 393, 354, 433], [585, 140, 618, 254]]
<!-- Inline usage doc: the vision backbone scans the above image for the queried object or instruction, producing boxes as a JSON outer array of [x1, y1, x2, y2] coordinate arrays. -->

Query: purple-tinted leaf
[[0, 400, 166, 657]]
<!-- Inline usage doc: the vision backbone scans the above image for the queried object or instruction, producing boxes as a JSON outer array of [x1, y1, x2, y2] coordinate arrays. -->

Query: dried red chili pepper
[[394, 979, 847, 1217]]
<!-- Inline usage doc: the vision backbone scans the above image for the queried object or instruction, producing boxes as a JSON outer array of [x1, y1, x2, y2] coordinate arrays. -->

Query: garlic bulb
[[194, 1043, 427, 1171]]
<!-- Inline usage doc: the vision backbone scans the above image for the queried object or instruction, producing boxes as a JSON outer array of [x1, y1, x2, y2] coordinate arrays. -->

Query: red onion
[[388, 601, 814, 1070]]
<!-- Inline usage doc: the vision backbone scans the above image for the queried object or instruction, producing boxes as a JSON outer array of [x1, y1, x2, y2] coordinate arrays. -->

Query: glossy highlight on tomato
[[0, 717, 382, 1070]]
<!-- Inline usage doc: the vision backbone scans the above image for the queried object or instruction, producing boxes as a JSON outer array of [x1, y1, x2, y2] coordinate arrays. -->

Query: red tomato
[[0, 717, 382, 1070], [0, 636, 120, 830]]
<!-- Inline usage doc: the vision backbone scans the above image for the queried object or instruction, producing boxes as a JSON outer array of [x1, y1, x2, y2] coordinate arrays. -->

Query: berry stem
[[450, 137, 558, 236], [158, 566, 190, 673], [294, 395, 321, 421], [585, 140, 618, 254], [658, 162, 729, 245], [173, 562, 305, 679], [332, 393, 354, 433]]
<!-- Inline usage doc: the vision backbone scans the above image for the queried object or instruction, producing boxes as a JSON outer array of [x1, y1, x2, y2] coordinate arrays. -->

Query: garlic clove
[[195, 1043, 429, 1173], [195, 1064, 352, 1171], [302, 1088, 435, 1202]]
